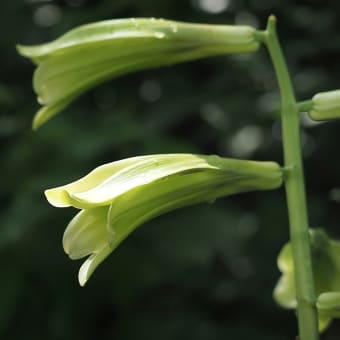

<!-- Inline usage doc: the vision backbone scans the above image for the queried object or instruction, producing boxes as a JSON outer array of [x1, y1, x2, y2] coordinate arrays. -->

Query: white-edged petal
[[78, 244, 112, 286], [63, 207, 109, 260]]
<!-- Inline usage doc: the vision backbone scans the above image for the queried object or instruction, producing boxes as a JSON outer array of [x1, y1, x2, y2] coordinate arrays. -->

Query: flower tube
[[17, 18, 260, 129], [45, 153, 282, 285]]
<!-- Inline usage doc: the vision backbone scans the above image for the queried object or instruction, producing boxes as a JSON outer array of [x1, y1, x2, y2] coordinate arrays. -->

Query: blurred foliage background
[[1, 0, 340, 339]]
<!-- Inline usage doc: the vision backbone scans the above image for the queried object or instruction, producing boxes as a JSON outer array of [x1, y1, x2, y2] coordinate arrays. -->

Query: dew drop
[[130, 18, 139, 27], [171, 24, 178, 33], [154, 31, 165, 39]]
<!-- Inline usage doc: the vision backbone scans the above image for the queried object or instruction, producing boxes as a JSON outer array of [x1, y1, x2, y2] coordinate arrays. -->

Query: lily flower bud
[[274, 229, 340, 332], [317, 292, 340, 329], [45, 153, 282, 285], [309, 89, 340, 121], [17, 18, 260, 129]]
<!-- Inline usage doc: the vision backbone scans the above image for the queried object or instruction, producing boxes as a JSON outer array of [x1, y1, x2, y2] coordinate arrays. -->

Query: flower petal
[[18, 18, 260, 128], [63, 207, 109, 260], [47, 154, 282, 285], [78, 244, 112, 287], [45, 155, 149, 207], [45, 154, 282, 209], [105, 156, 282, 245]]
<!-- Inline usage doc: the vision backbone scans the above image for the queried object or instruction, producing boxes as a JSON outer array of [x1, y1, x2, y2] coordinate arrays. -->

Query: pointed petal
[[78, 244, 112, 286], [32, 95, 73, 129], [18, 19, 259, 60], [45, 155, 150, 207], [63, 207, 109, 260], [45, 154, 282, 209]]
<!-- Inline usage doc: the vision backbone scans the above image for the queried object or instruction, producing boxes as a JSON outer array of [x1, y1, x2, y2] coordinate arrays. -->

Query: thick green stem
[[263, 16, 319, 340]]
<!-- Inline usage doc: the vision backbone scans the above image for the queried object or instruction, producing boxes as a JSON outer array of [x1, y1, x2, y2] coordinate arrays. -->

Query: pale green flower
[[17, 18, 260, 129], [274, 229, 340, 332], [45, 153, 282, 285]]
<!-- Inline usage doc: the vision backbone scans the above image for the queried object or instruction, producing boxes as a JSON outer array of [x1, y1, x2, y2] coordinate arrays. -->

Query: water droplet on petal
[[171, 24, 178, 33], [154, 31, 165, 39], [130, 18, 139, 27], [207, 198, 216, 204]]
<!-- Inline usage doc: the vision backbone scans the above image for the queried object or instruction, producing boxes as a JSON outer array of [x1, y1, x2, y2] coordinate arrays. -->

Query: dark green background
[[1, 0, 340, 339]]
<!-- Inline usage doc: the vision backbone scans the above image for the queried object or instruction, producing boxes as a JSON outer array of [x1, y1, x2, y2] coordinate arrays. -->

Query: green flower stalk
[[45, 153, 282, 286], [309, 89, 340, 121], [17, 18, 260, 129], [274, 229, 340, 332]]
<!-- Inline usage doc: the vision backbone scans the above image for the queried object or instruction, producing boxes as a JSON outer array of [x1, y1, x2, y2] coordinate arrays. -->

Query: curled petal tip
[[32, 98, 71, 130], [78, 258, 91, 287], [44, 188, 72, 207], [16, 44, 31, 57], [78, 245, 112, 286]]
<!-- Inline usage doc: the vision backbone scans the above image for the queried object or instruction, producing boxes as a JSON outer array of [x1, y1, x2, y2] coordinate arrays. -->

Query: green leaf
[[17, 18, 260, 129]]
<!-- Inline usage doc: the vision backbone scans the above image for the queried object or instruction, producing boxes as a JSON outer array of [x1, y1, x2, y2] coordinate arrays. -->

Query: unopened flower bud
[[309, 89, 340, 121], [274, 228, 340, 332]]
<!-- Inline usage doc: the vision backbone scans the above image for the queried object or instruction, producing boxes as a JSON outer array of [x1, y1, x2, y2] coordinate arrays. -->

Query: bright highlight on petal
[[46, 153, 282, 285], [45, 154, 281, 209], [17, 18, 260, 129]]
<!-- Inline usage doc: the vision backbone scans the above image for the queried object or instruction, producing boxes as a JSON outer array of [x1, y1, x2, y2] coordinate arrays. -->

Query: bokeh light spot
[[229, 125, 263, 157], [139, 79, 162, 102], [194, 0, 231, 14], [34, 4, 62, 27]]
